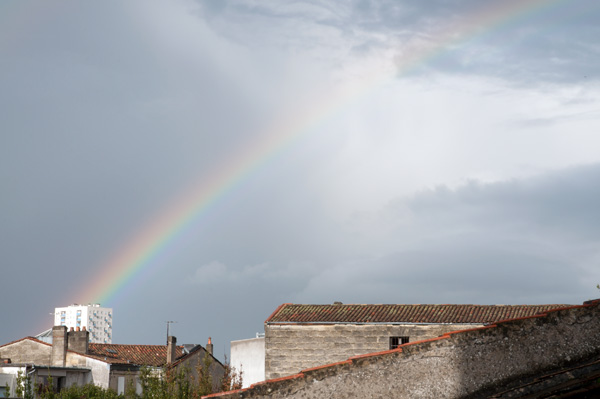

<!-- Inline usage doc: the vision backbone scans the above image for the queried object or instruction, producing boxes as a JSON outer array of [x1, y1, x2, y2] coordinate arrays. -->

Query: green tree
[[15, 370, 33, 399]]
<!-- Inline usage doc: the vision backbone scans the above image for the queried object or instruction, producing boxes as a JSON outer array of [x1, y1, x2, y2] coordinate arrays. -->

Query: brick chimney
[[167, 336, 177, 364], [206, 337, 213, 356], [51, 326, 68, 367], [68, 326, 89, 354]]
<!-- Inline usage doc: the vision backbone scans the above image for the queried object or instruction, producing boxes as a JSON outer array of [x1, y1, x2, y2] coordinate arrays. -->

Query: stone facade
[[206, 300, 600, 399], [265, 323, 482, 379], [0, 338, 52, 365]]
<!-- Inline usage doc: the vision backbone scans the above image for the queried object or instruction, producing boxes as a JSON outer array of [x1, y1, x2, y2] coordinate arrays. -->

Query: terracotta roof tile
[[265, 303, 570, 324], [88, 344, 184, 366]]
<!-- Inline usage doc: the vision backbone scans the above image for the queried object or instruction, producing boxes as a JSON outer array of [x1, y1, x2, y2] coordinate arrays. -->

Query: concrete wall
[[265, 323, 482, 379], [230, 337, 265, 388], [208, 300, 600, 399]]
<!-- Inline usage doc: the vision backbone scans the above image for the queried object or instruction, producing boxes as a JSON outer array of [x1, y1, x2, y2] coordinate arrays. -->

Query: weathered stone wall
[[0, 339, 52, 365], [208, 301, 600, 399], [265, 323, 482, 379]]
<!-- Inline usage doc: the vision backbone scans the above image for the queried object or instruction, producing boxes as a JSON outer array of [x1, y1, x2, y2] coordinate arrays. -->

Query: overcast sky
[[2, 0, 600, 359]]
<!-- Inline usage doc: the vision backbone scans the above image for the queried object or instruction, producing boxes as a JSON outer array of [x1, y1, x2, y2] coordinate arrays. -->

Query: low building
[[264, 302, 569, 379], [230, 334, 265, 388], [208, 299, 600, 399], [0, 327, 223, 397]]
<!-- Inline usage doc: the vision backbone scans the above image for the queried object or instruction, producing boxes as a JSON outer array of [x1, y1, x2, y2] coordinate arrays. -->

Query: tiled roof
[[266, 303, 571, 324], [88, 344, 184, 366], [208, 299, 600, 399]]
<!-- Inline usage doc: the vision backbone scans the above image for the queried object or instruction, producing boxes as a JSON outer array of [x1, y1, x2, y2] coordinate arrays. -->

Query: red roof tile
[[88, 344, 184, 366], [265, 303, 571, 324]]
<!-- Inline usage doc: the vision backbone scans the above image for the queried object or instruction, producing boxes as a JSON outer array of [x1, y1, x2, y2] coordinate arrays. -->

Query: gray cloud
[[1, 0, 600, 360]]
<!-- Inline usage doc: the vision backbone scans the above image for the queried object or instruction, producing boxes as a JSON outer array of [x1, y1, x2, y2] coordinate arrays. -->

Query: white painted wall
[[230, 337, 265, 388], [86, 357, 111, 389]]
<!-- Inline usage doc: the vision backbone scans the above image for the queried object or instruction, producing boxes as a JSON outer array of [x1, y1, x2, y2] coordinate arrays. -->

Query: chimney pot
[[206, 337, 214, 356]]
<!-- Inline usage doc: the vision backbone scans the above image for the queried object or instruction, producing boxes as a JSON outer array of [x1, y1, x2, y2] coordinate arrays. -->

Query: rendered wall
[[264, 323, 482, 379], [209, 301, 600, 399], [230, 337, 265, 388]]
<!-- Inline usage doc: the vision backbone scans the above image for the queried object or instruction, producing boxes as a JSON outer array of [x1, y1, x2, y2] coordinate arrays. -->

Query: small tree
[[219, 356, 243, 392], [192, 353, 214, 398], [15, 370, 33, 399]]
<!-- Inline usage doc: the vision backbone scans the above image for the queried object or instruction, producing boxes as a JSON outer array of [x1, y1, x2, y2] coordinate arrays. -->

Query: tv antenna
[[166, 321, 177, 345]]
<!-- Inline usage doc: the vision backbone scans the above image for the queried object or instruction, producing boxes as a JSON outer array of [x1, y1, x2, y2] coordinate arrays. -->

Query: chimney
[[68, 327, 89, 354], [206, 337, 213, 356], [51, 326, 68, 367], [167, 336, 177, 365]]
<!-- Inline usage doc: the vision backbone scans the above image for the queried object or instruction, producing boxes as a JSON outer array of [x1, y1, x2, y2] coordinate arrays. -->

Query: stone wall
[[265, 323, 483, 379], [0, 339, 52, 365], [207, 300, 600, 399]]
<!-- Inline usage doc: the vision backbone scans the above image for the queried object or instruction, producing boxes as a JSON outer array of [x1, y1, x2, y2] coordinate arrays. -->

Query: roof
[[208, 299, 600, 399], [88, 344, 185, 366], [265, 303, 572, 324], [0, 337, 197, 367]]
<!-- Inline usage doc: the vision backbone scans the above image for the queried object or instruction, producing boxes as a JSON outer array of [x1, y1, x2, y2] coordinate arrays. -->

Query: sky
[[1, 0, 600, 360]]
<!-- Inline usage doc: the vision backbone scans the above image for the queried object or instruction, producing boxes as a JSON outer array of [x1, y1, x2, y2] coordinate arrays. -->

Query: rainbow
[[72, 0, 570, 306]]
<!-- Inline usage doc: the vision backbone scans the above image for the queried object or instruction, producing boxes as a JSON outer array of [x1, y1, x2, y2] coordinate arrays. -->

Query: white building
[[54, 304, 112, 343], [230, 334, 265, 388]]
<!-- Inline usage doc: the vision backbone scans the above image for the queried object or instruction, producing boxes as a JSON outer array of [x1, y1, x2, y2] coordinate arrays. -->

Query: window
[[389, 336, 409, 349]]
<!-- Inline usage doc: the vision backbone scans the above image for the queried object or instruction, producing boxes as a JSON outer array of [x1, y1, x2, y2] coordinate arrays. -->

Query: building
[[0, 327, 224, 397], [54, 304, 112, 343], [230, 334, 265, 388], [209, 299, 600, 399], [263, 302, 570, 379]]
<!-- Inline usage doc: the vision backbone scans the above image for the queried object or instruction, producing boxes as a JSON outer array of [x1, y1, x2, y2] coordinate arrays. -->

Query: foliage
[[219, 356, 243, 392], [38, 373, 54, 399], [4, 382, 10, 398], [15, 370, 33, 399], [138, 352, 242, 399], [193, 353, 214, 397], [41, 384, 121, 399]]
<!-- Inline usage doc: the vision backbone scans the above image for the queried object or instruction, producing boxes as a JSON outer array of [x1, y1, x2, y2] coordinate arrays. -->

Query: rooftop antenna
[[166, 321, 177, 345]]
